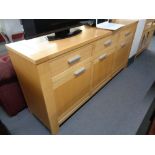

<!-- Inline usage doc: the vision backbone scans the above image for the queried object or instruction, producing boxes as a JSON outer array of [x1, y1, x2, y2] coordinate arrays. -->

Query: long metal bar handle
[[121, 42, 126, 48], [74, 67, 86, 77], [104, 40, 112, 46], [99, 54, 107, 60], [68, 55, 81, 64], [125, 31, 131, 36]]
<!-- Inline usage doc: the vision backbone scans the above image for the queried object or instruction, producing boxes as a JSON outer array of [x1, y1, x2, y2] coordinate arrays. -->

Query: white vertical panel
[[129, 19, 146, 58]]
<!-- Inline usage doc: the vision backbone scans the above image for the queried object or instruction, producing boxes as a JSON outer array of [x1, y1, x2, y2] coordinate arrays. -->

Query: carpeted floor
[[0, 43, 7, 55], [0, 37, 155, 135]]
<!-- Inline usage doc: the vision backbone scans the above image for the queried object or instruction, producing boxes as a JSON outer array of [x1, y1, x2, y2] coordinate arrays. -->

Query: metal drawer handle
[[74, 67, 86, 77], [99, 54, 107, 61], [68, 55, 81, 64], [121, 43, 126, 48], [125, 31, 131, 36], [104, 40, 112, 46]]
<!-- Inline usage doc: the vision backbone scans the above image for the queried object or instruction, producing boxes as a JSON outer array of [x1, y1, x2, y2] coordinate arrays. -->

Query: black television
[[21, 19, 89, 41]]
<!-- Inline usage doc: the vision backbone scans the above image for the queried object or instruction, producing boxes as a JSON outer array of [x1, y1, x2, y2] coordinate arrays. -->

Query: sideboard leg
[[49, 118, 59, 134]]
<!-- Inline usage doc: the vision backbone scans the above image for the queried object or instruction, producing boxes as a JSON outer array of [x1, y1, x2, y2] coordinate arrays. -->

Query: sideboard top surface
[[6, 19, 138, 65]]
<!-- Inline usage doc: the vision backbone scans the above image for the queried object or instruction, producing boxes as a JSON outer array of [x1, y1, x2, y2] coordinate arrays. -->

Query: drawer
[[52, 62, 91, 118], [94, 35, 116, 56], [49, 45, 93, 77], [144, 19, 154, 31], [119, 26, 135, 42], [118, 39, 133, 51]]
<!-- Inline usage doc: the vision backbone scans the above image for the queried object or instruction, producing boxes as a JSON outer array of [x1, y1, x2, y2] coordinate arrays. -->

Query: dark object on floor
[[137, 81, 155, 135], [128, 55, 135, 66], [0, 54, 26, 116], [148, 116, 155, 135], [0, 120, 10, 135]]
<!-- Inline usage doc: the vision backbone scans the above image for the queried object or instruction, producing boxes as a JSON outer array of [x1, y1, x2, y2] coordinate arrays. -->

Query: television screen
[[21, 19, 88, 40]]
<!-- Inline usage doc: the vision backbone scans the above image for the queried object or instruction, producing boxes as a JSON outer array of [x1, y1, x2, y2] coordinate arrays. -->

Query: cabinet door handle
[[68, 55, 81, 64], [74, 67, 86, 77], [104, 39, 112, 46], [99, 54, 107, 61], [121, 42, 126, 48], [125, 31, 131, 37]]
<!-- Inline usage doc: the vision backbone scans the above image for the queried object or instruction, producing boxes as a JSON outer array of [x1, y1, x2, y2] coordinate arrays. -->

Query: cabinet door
[[145, 30, 154, 48], [113, 41, 131, 72], [52, 63, 91, 120], [92, 49, 115, 89], [138, 29, 154, 53], [138, 32, 146, 51]]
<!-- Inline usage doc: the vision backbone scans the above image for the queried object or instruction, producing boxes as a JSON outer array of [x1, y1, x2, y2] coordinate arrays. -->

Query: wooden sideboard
[[136, 19, 155, 56], [6, 20, 138, 134]]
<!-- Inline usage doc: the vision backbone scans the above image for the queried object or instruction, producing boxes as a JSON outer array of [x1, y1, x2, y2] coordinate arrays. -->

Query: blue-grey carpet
[[0, 37, 155, 135], [0, 43, 7, 55]]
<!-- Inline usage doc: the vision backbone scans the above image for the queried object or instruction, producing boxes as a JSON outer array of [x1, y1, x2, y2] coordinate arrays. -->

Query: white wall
[[0, 19, 5, 32], [129, 19, 146, 58], [1, 19, 23, 41], [0, 20, 2, 32]]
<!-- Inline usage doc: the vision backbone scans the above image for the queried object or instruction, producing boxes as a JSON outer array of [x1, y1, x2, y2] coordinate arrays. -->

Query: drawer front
[[92, 48, 115, 89], [49, 45, 93, 77], [94, 35, 116, 56], [144, 19, 154, 31], [52, 62, 91, 118], [119, 26, 135, 42]]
